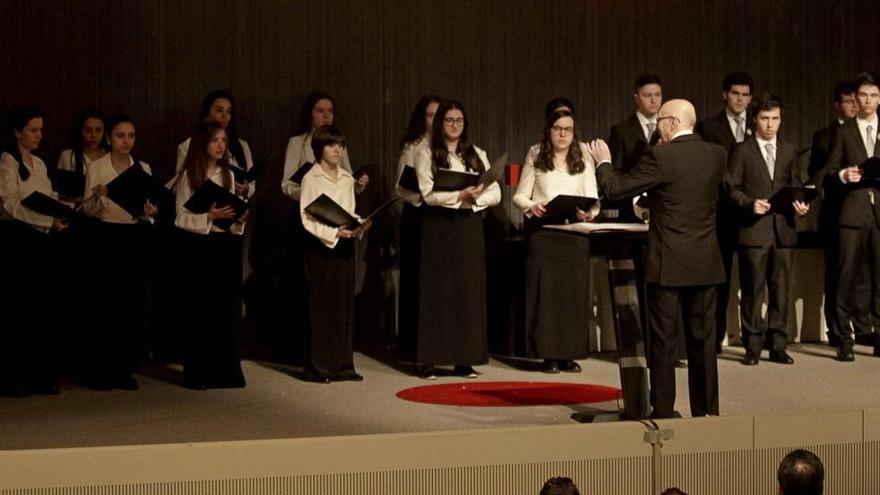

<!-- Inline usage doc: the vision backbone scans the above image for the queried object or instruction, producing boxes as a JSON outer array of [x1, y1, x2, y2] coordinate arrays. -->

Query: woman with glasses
[[512, 99, 599, 374], [413, 99, 501, 379]]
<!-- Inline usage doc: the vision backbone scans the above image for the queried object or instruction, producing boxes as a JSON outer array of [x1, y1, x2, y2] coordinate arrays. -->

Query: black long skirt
[[302, 235, 356, 379], [524, 229, 591, 359], [396, 202, 423, 356], [415, 207, 488, 366], [178, 231, 246, 389]]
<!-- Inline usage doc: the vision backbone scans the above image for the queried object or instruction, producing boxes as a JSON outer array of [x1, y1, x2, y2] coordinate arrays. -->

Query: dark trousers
[[738, 244, 792, 355], [835, 223, 880, 350], [715, 219, 737, 350], [648, 283, 719, 418]]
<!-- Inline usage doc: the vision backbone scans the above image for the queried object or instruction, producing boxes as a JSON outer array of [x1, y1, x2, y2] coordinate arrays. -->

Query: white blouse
[[512, 142, 600, 217], [0, 151, 57, 231], [414, 145, 501, 211], [396, 137, 428, 206], [300, 163, 358, 249], [281, 132, 352, 201], [175, 167, 244, 236], [82, 154, 153, 224], [57, 148, 102, 173]]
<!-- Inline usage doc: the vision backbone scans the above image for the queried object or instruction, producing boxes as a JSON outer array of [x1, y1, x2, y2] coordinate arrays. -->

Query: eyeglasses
[[443, 117, 465, 126], [551, 126, 574, 136], [656, 116, 679, 124]]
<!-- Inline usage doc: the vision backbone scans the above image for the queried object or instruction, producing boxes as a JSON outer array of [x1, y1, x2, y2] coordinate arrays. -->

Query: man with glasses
[[588, 99, 727, 418], [810, 71, 880, 361]]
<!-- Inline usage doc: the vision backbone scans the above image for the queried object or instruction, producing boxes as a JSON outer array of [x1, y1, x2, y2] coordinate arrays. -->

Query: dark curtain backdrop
[[0, 0, 877, 189]]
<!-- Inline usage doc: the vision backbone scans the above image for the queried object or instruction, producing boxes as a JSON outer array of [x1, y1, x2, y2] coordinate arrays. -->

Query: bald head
[[659, 99, 697, 129]]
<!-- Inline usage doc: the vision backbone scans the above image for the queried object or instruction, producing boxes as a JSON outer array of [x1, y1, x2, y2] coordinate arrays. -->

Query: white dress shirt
[[755, 135, 778, 170], [57, 149, 102, 173], [83, 154, 153, 224], [727, 110, 749, 140], [171, 138, 254, 198], [282, 132, 352, 201], [300, 162, 358, 249], [856, 114, 879, 157], [414, 145, 502, 211], [0, 151, 56, 231], [396, 137, 428, 206], [513, 143, 600, 217], [636, 112, 658, 141], [175, 167, 244, 236]]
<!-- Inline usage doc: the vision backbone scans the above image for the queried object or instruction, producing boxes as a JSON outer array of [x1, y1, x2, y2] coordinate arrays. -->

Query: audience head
[[310, 125, 346, 166], [721, 71, 755, 115], [778, 449, 824, 495], [633, 74, 663, 118], [656, 99, 696, 142], [402, 94, 442, 148], [833, 81, 859, 120], [105, 114, 136, 156], [539, 476, 580, 495], [297, 91, 336, 134], [853, 71, 880, 119], [752, 93, 784, 141]]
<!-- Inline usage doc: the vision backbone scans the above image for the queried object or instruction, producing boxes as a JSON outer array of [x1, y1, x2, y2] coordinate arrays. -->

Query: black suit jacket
[[810, 118, 880, 228], [596, 133, 728, 287], [696, 110, 755, 154], [609, 114, 651, 173], [728, 138, 800, 247], [809, 121, 840, 180]]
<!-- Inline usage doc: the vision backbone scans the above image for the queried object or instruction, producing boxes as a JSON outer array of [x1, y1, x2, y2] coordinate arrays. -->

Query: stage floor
[[2, 343, 879, 451]]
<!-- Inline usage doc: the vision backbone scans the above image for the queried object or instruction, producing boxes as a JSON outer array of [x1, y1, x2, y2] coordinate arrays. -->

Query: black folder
[[105, 163, 164, 218], [230, 165, 257, 184], [543, 195, 599, 221], [860, 157, 880, 179], [288, 161, 315, 185], [479, 152, 509, 187], [397, 165, 419, 193], [304, 194, 400, 229], [52, 169, 86, 198], [432, 152, 509, 191], [183, 179, 250, 230], [768, 186, 819, 212], [21, 191, 77, 219]]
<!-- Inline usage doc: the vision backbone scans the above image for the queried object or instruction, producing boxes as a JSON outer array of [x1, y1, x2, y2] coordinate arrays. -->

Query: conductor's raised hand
[[586, 139, 612, 164], [356, 173, 369, 193]]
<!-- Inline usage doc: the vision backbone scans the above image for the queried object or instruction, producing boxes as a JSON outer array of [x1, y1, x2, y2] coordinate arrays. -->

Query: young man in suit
[[810, 71, 880, 361], [696, 71, 756, 354], [588, 99, 728, 419], [728, 95, 810, 365], [607, 74, 662, 221]]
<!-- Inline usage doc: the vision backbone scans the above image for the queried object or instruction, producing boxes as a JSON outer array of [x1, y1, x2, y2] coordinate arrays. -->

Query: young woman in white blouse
[[395, 94, 441, 363], [81, 114, 157, 390], [299, 125, 371, 383], [174, 121, 247, 390], [175, 90, 254, 198], [413, 99, 501, 379], [512, 101, 599, 374], [0, 106, 66, 396], [56, 109, 106, 203]]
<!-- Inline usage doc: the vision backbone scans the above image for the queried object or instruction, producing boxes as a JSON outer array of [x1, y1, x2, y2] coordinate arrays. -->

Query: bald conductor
[[587, 100, 728, 418]]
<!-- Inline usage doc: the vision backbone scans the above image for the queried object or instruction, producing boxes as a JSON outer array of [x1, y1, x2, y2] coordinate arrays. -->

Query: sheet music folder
[[768, 186, 818, 212], [432, 152, 508, 191], [21, 191, 78, 219], [397, 165, 419, 192], [52, 169, 86, 198], [183, 180, 250, 230], [543, 195, 599, 221], [305, 194, 399, 229], [105, 163, 164, 218]]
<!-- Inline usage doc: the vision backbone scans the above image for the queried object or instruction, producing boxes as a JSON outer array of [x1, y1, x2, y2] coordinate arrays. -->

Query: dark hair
[[295, 91, 336, 135], [106, 113, 136, 145], [545, 97, 576, 118], [180, 121, 231, 191], [4, 105, 43, 181], [534, 108, 586, 175], [429, 99, 483, 174], [400, 94, 443, 150], [752, 93, 784, 117], [310, 125, 346, 162], [197, 90, 247, 170], [634, 74, 662, 91], [661, 488, 688, 495], [853, 71, 880, 91], [834, 81, 858, 103], [539, 477, 580, 495], [778, 449, 824, 495], [722, 71, 755, 93], [70, 108, 106, 174]]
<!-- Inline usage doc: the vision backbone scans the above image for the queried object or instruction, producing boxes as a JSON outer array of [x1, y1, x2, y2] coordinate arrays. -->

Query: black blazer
[[609, 114, 651, 173], [808, 121, 840, 180], [596, 133, 728, 287], [696, 110, 755, 154], [728, 138, 800, 247], [810, 118, 880, 228]]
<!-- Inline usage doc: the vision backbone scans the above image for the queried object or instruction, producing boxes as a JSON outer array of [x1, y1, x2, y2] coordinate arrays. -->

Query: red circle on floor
[[396, 381, 622, 407]]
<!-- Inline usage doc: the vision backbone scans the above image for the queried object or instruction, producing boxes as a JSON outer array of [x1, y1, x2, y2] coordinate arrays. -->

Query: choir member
[[56, 109, 107, 203], [174, 121, 247, 389], [299, 125, 372, 383], [80, 114, 157, 390], [0, 106, 66, 396], [512, 102, 599, 373], [413, 99, 501, 379], [395, 94, 441, 362]]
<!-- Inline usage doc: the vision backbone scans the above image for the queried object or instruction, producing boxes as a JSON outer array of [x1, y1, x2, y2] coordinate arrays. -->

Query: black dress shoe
[[336, 371, 364, 382], [454, 366, 478, 378], [769, 351, 794, 364], [558, 360, 582, 373], [836, 348, 855, 362], [418, 366, 438, 380], [741, 353, 759, 366], [542, 359, 560, 374], [303, 373, 332, 384]]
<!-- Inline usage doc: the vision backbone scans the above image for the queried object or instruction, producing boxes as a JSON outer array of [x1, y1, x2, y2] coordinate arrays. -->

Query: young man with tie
[[728, 95, 810, 365], [811, 71, 880, 361]]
